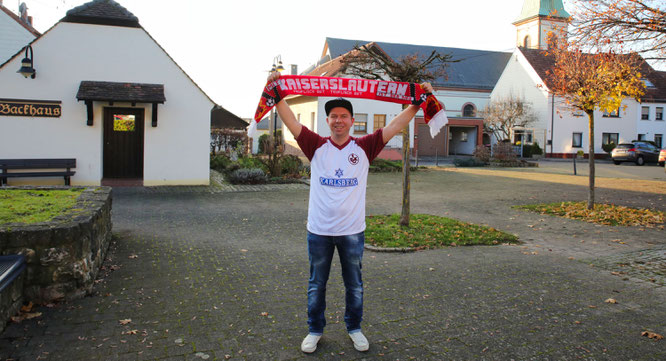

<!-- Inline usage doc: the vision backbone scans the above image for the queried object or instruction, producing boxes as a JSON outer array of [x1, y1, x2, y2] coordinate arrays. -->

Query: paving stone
[[1, 170, 665, 360]]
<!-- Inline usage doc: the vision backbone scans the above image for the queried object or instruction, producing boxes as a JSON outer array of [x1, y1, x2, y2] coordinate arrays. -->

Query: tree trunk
[[399, 126, 410, 227], [587, 110, 595, 210]]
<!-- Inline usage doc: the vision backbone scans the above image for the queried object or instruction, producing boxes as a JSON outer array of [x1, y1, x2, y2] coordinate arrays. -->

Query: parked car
[[659, 148, 666, 167], [610, 142, 660, 166]]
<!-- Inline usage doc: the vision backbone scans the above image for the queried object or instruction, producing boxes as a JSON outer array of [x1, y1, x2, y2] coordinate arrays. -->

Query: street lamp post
[[269, 55, 285, 153]]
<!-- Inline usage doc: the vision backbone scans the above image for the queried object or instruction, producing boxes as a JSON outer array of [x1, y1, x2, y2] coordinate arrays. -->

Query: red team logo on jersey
[[348, 153, 359, 165]]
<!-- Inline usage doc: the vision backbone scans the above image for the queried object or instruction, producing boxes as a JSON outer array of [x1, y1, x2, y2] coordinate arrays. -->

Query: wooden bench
[[0, 158, 76, 186], [0, 255, 26, 293]]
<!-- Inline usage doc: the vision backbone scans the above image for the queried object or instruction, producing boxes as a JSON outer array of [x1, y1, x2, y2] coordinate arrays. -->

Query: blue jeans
[[307, 231, 364, 335]]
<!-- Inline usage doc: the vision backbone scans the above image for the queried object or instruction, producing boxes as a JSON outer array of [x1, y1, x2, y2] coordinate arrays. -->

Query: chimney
[[27, 15, 32, 26], [19, 2, 27, 22]]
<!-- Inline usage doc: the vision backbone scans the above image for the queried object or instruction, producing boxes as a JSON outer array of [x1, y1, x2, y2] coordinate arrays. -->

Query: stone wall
[[0, 268, 24, 334], [0, 187, 112, 303]]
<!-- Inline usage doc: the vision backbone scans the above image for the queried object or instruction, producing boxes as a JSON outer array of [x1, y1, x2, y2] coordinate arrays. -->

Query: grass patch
[[0, 188, 84, 225], [514, 201, 664, 227], [365, 214, 518, 249]]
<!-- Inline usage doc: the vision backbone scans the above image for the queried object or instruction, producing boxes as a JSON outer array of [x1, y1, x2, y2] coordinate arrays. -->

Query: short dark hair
[[325, 98, 353, 116]]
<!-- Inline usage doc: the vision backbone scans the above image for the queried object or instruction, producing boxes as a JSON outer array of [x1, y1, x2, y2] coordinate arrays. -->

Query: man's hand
[[267, 71, 281, 83], [421, 82, 434, 94]]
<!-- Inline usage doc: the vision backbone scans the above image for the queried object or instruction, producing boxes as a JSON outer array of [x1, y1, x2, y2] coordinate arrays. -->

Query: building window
[[373, 114, 386, 130], [461, 131, 468, 142], [354, 113, 367, 134], [657, 107, 663, 121], [641, 106, 650, 120], [637, 133, 646, 141], [655, 134, 663, 148], [572, 132, 582, 148], [602, 108, 620, 118], [462, 104, 476, 117], [602, 132, 619, 146], [310, 112, 315, 130]]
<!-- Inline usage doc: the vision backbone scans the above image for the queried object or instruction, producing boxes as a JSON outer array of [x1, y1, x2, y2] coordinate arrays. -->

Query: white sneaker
[[349, 331, 369, 351], [301, 334, 321, 353]]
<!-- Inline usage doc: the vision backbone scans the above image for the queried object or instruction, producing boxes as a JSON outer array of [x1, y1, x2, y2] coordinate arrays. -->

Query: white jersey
[[296, 127, 386, 236]]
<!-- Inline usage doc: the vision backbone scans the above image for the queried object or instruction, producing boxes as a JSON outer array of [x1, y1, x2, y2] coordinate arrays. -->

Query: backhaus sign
[[0, 98, 62, 118]]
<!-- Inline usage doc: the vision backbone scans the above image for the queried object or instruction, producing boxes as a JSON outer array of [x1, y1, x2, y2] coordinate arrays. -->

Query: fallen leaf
[[260, 312, 268, 316], [641, 331, 663, 340], [20, 302, 34, 312], [24, 312, 42, 320], [122, 330, 138, 335], [128, 254, 138, 259], [119, 319, 132, 325], [605, 298, 617, 304]]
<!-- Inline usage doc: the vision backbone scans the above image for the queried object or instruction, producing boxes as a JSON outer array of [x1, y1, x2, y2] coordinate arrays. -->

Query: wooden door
[[103, 107, 144, 179]]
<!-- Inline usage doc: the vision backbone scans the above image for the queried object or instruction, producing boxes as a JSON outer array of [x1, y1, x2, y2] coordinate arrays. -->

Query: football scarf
[[250, 75, 448, 138]]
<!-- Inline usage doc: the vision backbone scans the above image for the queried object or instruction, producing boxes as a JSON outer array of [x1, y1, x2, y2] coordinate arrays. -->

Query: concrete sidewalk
[[1, 170, 664, 360]]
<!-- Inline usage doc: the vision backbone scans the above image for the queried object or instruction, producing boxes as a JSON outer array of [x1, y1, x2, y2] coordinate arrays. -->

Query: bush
[[227, 168, 267, 184], [602, 142, 616, 154], [210, 154, 231, 172], [531, 142, 543, 155], [280, 155, 303, 177], [473, 145, 491, 163], [453, 158, 486, 167], [491, 142, 517, 162], [258, 134, 270, 154], [370, 158, 402, 172], [522, 144, 533, 158], [237, 156, 268, 173]]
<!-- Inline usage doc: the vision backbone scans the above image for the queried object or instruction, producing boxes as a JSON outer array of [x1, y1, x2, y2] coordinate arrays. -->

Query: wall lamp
[[17, 45, 36, 79]]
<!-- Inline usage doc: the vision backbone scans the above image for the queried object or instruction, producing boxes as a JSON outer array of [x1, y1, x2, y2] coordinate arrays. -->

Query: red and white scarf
[[251, 75, 448, 138]]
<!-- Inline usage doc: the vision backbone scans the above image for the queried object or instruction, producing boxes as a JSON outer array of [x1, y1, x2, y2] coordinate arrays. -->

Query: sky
[[6, 0, 571, 118]]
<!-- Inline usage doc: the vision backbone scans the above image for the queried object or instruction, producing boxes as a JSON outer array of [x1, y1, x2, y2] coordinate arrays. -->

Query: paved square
[[2, 169, 664, 360]]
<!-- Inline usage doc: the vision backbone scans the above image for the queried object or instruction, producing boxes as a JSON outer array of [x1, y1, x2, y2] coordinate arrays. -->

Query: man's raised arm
[[382, 82, 434, 144], [268, 72, 303, 139]]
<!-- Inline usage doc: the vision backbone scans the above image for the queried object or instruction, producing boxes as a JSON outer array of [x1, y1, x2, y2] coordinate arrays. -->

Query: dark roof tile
[[322, 37, 511, 90], [211, 106, 248, 130], [77, 81, 165, 103], [63, 0, 139, 27]]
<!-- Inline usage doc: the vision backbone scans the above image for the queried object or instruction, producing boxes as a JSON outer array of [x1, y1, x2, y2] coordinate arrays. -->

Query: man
[[267, 72, 434, 353]]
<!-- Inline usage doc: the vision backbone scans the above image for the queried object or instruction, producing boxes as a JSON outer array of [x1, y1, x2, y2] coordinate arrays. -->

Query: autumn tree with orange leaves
[[571, 0, 666, 61], [546, 39, 645, 209]]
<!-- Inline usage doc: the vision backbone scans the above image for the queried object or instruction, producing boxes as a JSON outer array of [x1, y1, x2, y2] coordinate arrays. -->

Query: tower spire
[[513, 0, 570, 49]]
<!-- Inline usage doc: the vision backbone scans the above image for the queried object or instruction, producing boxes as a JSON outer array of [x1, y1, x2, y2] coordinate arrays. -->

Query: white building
[[491, 0, 666, 157], [0, 1, 39, 62], [0, 0, 215, 186], [285, 38, 511, 158]]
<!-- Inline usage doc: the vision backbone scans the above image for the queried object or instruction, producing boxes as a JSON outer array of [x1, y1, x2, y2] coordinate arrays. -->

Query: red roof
[[519, 47, 666, 103], [0, 4, 40, 37]]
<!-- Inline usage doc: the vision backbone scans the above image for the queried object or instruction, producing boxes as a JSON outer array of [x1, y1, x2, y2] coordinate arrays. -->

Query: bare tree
[[482, 95, 537, 142], [571, 0, 666, 62], [341, 43, 453, 226]]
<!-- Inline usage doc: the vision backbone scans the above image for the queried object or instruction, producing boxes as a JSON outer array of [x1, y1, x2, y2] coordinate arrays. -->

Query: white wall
[[636, 103, 666, 146], [0, 8, 36, 62], [491, 49, 646, 155], [0, 22, 213, 186], [491, 50, 551, 146]]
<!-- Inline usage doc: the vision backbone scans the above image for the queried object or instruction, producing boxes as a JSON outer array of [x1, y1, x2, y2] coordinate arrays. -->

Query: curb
[[364, 244, 416, 253]]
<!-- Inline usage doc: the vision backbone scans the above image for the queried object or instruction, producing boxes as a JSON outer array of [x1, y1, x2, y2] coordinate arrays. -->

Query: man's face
[[326, 107, 354, 138]]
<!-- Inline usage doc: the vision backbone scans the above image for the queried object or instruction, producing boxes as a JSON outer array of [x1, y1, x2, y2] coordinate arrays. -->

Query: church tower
[[513, 0, 570, 49]]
